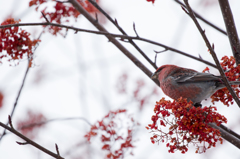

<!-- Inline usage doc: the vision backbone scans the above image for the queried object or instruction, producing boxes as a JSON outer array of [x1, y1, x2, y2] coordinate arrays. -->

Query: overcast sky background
[[0, 0, 240, 158]]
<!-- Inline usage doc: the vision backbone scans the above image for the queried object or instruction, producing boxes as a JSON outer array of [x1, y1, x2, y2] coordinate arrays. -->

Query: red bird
[[151, 64, 240, 106]]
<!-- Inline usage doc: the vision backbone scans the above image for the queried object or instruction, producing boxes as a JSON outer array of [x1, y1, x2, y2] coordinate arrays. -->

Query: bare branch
[[8, 115, 13, 129], [55, 144, 60, 157], [183, 0, 240, 108], [0, 28, 43, 142], [154, 49, 168, 65], [16, 141, 28, 145], [18, 117, 92, 130], [220, 124, 240, 140], [0, 22, 217, 68], [41, 12, 50, 23], [208, 123, 240, 149], [49, 0, 159, 85], [133, 23, 139, 37], [0, 59, 30, 142], [174, 0, 227, 35], [10, 67, 30, 118], [0, 121, 64, 159], [218, 0, 240, 65], [87, 0, 158, 69]]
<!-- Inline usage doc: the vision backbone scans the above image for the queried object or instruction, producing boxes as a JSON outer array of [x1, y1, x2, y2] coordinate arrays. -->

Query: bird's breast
[[160, 78, 216, 103]]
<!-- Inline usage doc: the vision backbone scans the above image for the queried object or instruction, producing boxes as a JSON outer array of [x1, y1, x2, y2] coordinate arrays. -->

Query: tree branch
[[220, 124, 240, 140], [0, 22, 217, 68], [218, 0, 240, 65], [208, 123, 240, 149], [0, 56, 30, 143], [183, 0, 240, 108], [65, 0, 161, 85], [0, 28, 43, 143], [87, 0, 158, 69], [0, 117, 64, 159], [18, 117, 92, 130], [174, 0, 227, 35]]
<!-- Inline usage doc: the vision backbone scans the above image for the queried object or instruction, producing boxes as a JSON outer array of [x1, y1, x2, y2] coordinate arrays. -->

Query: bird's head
[[151, 65, 177, 83]]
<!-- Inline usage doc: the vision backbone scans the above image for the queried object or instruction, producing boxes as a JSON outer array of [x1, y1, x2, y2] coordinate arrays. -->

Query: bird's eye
[[156, 66, 166, 73]]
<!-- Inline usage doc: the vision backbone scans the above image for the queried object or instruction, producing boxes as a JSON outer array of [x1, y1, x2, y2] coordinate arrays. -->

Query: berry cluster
[[85, 109, 139, 159], [147, 98, 227, 153], [211, 56, 240, 106], [29, 0, 99, 36], [0, 18, 40, 64]]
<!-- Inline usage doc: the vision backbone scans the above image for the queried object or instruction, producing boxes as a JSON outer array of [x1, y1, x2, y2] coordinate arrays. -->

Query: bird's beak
[[151, 72, 158, 79]]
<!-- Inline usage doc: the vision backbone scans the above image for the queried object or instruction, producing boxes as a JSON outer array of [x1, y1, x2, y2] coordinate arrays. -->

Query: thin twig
[[0, 60, 30, 142], [10, 68, 30, 118], [87, 0, 158, 69], [0, 22, 217, 68], [41, 12, 50, 23], [174, 0, 227, 35], [55, 144, 60, 157], [154, 49, 168, 65], [218, 0, 240, 65], [0, 119, 64, 159], [133, 23, 139, 37], [18, 117, 92, 130], [183, 0, 240, 108], [16, 141, 28, 145], [68, 0, 160, 84], [8, 116, 14, 129], [0, 28, 44, 142]]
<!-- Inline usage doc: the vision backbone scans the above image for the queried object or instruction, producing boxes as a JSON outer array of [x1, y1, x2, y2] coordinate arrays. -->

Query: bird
[[151, 64, 240, 107]]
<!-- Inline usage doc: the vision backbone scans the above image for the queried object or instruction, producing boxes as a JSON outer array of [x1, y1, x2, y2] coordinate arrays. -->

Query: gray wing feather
[[174, 72, 222, 83]]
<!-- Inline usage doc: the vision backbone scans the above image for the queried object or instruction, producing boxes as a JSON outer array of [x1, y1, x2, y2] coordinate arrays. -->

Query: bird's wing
[[173, 72, 222, 83]]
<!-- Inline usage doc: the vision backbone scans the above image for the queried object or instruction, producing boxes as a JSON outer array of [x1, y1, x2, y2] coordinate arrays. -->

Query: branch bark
[[0, 63, 30, 142], [174, 0, 227, 35], [218, 0, 240, 65], [0, 120, 64, 159], [0, 22, 217, 68], [209, 123, 240, 149], [87, 0, 158, 69]]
